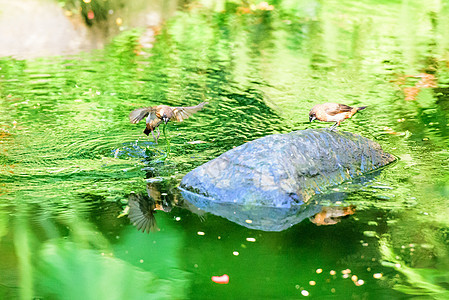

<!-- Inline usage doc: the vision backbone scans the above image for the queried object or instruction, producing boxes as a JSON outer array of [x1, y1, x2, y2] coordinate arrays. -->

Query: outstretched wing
[[128, 193, 158, 233], [325, 103, 353, 116], [171, 102, 208, 122], [129, 107, 154, 124]]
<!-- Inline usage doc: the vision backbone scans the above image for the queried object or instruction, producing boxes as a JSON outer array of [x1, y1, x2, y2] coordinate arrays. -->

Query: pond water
[[1, 0, 449, 299]]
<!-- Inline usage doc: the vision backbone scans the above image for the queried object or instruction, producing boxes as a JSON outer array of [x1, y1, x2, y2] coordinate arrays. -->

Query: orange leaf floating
[[211, 274, 229, 284]]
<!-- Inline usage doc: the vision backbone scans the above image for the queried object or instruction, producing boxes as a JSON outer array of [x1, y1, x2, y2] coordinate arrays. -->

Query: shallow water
[[1, 0, 449, 299]]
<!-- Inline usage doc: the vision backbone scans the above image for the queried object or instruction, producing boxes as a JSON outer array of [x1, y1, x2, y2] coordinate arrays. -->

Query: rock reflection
[[180, 187, 359, 231], [126, 178, 361, 232]]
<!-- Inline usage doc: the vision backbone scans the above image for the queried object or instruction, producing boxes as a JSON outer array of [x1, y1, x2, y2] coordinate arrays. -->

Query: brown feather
[[129, 107, 153, 124], [130, 102, 208, 142], [171, 102, 208, 122], [325, 104, 353, 116]]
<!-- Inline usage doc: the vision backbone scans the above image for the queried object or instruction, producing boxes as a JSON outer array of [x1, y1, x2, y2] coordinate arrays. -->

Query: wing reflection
[[128, 192, 159, 233], [127, 178, 180, 233]]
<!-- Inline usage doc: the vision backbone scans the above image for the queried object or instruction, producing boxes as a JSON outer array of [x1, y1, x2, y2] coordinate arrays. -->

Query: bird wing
[[129, 107, 155, 124], [128, 193, 158, 233], [325, 104, 353, 116], [171, 102, 208, 122]]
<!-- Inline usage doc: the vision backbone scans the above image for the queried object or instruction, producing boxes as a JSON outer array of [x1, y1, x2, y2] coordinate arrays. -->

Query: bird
[[129, 102, 208, 143], [309, 103, 367, 130]]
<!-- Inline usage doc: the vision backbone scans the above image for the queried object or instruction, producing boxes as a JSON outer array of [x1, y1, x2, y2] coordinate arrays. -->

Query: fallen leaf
[[212, 274, 229, 284]]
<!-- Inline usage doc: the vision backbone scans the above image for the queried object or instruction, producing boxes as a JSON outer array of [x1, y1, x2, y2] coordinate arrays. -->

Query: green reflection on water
[[1, 0, 449, 298]]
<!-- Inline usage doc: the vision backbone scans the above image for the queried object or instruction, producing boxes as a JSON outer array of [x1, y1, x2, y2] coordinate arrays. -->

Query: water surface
[[1, 0, 449, 299]]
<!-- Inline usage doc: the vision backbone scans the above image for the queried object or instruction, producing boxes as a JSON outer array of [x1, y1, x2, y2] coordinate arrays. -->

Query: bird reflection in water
[[309, 206, 355, 226], [126, 182, 179, 233]]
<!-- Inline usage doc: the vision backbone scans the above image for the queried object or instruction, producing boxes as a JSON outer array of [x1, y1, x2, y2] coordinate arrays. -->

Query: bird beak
[[309, 116, 316, 122], [163, 117, 169, 124]]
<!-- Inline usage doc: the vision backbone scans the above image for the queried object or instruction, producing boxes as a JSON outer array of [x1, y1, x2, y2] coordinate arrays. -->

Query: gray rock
[[180, 129, 396, 212]]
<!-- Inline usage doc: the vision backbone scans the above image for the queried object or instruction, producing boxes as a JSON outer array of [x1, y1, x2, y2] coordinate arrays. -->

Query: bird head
[[309, 113, 316, 122]]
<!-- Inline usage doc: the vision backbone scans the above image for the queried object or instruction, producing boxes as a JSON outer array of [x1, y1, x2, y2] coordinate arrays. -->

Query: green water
[[1, 0, 449, 299]]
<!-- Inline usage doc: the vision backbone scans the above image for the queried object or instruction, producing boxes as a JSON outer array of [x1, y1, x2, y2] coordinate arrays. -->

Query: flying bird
[[129, 102, 208, 143], [309, 103, 367, 130]]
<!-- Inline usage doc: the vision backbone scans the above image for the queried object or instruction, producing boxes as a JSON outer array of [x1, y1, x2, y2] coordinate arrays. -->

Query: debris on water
[[380, 261, 396, 268], [421, 243, 433, 249], [373, 273, 383, 279], [363, 231, 377, 237], [246, 237, 256, 242], [316, 268, 323, 274], [145, 177, 163, 183], [372, 185, 393, 190], [187, 140, 207, 144], [197, 231, 205, 236], [117, 206, 129, 218], [355, 279, 364, 286], [211, 274, 229, 284], [301, 290, 309, 296], [233, 251, 239, 256]]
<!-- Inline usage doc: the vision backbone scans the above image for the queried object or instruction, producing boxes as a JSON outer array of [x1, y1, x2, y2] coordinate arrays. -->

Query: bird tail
[[357, 106, 367, 111]]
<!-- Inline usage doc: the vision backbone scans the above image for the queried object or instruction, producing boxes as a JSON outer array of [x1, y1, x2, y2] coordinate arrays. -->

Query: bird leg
[[151, 128, 161, 144], [162, 123, 171, 158], [151, 130, 157, 143], [329, 122, 338, 131]]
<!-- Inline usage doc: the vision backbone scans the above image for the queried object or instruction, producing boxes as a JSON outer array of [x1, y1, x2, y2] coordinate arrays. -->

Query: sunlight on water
[[1, 0, 449, 299]]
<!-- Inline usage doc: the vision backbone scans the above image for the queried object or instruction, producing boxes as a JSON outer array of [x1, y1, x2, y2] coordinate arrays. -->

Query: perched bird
[[129, 102, 208, 142], [309, 103, 367, 130]]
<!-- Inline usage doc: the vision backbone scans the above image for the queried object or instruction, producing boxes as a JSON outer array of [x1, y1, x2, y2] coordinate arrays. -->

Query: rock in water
[[179, 129, 396, 209]]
